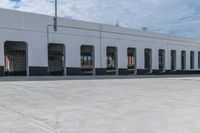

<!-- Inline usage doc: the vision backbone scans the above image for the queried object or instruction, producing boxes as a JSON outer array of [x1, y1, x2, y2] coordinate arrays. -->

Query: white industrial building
[[0, 8, 200, 76]]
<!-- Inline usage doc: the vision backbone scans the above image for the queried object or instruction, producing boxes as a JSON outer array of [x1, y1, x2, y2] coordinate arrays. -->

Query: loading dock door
[[181, 51, 186, 70], [81, 45, 94, 75], [4, 41, 27, 76], [127, 48, 136, 74], [159, 49, 165, 72], [144, 49, 152, 73], [106, 47, 117, 75], [171, 50, 176, 71], [190, 51, 194, 69], [48, 44, 65, 76], [198, 52, 200, 69]]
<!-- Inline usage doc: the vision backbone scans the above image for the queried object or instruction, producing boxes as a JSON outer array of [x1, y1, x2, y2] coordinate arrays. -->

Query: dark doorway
[[48, 43, 65, 76], [106, 47, 117, 75], [81, 45, 94, 75], [171, 50, 176, 71], [144, 49, 152, 73], [4, 41, 28, 76], [190, 51, 194, 69], [158, 49, 165, 72], [198, 52, 200, 69], [181, 51, 186, 70], [127, 48, 136, 74]]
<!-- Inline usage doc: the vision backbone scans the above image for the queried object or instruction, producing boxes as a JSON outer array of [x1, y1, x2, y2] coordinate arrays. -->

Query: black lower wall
[[1, 66, 200, 76], [119, 69, 128, 75], [152, 70, 163, 75], [29, 67, 48, 76], [67, 67, 81, 76], [165, 70, 200, 75], [137, 69, 152, 75], [96, 68, 107, 75], [127, 69, 200, 75]]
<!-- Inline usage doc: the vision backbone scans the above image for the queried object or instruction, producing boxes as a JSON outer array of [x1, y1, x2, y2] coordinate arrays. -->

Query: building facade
[[0, 8, 200, 76]]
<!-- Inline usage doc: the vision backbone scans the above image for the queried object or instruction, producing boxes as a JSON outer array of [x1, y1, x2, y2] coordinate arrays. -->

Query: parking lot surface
[[1, 76, 200, 133]]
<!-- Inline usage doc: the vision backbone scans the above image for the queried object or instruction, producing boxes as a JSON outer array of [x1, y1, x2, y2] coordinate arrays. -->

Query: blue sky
[[1, 0, 200, 39]]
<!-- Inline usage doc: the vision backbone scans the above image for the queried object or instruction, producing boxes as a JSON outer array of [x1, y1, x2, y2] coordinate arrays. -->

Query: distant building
[[0, 8, 200, 76]]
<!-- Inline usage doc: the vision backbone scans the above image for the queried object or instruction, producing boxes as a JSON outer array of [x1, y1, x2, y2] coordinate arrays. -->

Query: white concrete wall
[[1, 8, 200, 73]]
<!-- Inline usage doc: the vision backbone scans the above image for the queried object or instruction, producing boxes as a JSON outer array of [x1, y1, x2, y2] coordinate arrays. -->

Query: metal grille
[[106, 47, 117, 72], [48, 43, 65, 76], [144, 49, 152, 70], [80, 45, 94, 75], [171, 50, 176, 71], [4, 41, 27, 76], [159, 49, 165, 72]]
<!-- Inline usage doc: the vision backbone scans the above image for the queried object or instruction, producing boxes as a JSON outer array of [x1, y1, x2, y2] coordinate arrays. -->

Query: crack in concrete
[[0, 104, 59, 133]]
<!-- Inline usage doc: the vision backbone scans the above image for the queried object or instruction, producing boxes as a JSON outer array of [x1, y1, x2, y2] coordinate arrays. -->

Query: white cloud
[[0, 0, 200, 39]]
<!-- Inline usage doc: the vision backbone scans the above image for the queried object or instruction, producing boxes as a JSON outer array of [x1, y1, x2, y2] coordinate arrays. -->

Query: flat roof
[[0, 7, 200, 45]]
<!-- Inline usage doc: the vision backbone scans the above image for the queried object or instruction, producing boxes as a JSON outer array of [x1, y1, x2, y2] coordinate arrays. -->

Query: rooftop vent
[[116, 21, 120, 27], [142, 27, 148, 31]]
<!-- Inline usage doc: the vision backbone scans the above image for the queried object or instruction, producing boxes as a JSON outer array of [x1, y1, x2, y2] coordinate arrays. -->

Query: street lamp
[[54, 0, 57, 31]]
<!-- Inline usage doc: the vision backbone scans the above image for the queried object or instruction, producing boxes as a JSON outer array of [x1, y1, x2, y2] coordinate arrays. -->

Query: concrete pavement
[[0, 77, 200, 133]]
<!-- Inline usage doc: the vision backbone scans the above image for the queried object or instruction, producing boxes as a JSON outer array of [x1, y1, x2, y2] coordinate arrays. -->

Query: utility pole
[[54, 0, 57, 31]]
